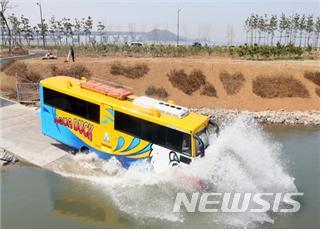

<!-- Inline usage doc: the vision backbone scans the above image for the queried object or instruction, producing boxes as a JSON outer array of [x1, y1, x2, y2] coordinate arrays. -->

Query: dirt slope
[[23, 56, 320, 111]]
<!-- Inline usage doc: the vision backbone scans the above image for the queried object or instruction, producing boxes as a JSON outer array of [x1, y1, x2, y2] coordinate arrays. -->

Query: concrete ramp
[[0, 100, 68, 167]]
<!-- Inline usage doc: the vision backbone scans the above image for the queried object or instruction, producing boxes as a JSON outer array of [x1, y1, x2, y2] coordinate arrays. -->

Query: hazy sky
[[7, 0, 320, 43]]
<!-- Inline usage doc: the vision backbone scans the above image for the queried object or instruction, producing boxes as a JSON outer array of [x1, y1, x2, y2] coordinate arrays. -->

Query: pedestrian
[[70, 46, 75, 62]]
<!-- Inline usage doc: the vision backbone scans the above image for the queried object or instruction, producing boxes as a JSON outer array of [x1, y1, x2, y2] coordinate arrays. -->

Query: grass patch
[[201, 81, 217, 97], [315, 87, 320, 97], [304, 71, 320, 86], [145, 85, 169, 98], [252, 75, 310, 98], [110, 62, 149, 79], [50, 64, 91, 79], [219, 71, 245, 95], [167, 68, 208, 95]]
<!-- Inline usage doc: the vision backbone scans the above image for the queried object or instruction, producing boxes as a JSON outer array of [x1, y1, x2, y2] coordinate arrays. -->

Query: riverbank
[[191, 108, 320, 126], [2, 56, 317, 112]]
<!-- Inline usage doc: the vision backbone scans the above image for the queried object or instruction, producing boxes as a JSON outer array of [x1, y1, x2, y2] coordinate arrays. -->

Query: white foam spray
[[53, 115, 297, 228]]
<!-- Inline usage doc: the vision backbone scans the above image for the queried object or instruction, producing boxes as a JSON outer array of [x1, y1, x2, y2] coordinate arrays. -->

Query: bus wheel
[[80, 146, 89, 154]]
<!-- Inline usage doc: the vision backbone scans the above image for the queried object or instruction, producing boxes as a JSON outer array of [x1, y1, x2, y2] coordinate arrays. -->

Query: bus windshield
[[195, 121, 218, 156]]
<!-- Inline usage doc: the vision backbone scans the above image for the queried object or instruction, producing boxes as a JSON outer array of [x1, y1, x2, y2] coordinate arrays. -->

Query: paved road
[[0, 101, 69, 167]]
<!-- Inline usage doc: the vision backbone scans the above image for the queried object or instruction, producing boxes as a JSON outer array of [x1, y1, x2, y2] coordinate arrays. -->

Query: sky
[[6, 0, 321, 43]]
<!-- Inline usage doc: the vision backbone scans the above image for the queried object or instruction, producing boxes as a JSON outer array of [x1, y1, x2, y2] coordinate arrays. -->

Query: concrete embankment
[[0, 98, 69, 168], [191, 108, 320, 126]]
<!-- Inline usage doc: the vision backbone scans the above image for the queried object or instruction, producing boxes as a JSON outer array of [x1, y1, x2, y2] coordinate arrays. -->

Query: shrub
[[4, 62, 42, 83], [201, 81, 217, 97], [25, 71, 42, 82], [188, 69, 206, 91], [110, 62, 149, 79], [145, 86, 169, 98], [252, 75, 310, 98], [5, 62, 27, 77], [0, 60, 16, 71], [219, 71, 245, 95], [167, 69, 207, 95], [50, 64, 91, 79], [316, 87, 320, 97], [304, 71, 320, 86]]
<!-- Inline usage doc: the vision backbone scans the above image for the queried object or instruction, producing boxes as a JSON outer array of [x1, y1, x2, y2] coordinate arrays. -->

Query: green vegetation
[[1, 7, 319, 60], [145, 86, 169, 98], [219, 71, 246, 95], [252, 76, 309, 98], [110, 62, 149, 79]]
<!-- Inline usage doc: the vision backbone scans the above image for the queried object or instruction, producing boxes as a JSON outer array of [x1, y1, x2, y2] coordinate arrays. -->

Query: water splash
[[53, 115, 297, 227]]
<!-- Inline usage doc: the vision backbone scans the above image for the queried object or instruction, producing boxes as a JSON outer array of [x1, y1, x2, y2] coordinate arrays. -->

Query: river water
[[1, 117, 319, 228]]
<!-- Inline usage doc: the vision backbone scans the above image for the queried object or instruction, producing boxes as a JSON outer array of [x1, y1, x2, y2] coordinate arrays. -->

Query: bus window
[[43, 87, 100, 123], [115, 111, 191, 155]]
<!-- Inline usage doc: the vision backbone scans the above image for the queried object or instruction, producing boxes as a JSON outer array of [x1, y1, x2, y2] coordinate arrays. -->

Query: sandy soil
[[23, 56, 320, 111]]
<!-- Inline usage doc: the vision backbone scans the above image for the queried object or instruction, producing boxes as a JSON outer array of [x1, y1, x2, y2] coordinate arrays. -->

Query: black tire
[[80, 146, 89, 154]]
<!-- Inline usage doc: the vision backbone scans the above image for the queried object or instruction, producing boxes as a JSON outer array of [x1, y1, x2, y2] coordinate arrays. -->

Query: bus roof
[[40, 76, 209, 134]]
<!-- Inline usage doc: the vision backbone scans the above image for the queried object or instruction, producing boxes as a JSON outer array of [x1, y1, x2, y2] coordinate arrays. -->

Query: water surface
[[1, 122, 319, 228]]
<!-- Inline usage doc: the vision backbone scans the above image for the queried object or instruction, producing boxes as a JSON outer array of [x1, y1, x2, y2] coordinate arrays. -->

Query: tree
[[0, 0, 12, 52], [278, 13, 288, 44], [82, 16, 93, 43], [8, 13, 21, 45], [268, 15, 278, 45], [36, 20, 48, 47], [298, 14, 306, 47], [97, 21, 105, 43], [250, 13, 258, 45], [48, 15, 58, 45], [74, 18, 81, 45], [291, 13, 300, 44], [128, 23, 136, 42], [305, 15, 314, 46], [20, 14, 32, 45], [244, 16, 251, 44], [61, 17, 73, 44], [314, 16, 320, 47], [257, 15, 265, 44]]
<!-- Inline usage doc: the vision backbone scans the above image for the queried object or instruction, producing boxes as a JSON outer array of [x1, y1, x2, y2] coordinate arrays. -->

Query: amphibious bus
[[40, 76, 218, 172]]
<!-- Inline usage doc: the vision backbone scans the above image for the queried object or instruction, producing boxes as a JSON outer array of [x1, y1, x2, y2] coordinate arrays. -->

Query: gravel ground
[[190, 108, 320, 126]]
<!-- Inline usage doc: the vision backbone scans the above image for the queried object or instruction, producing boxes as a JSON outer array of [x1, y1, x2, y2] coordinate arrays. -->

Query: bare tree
[[0, 0, 12, 52]]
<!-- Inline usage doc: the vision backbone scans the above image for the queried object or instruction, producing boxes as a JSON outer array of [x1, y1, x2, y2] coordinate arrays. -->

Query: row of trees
[[0, 0, 320, 51], [0, 13, 98, 47], [244, 13, 320, 47]]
